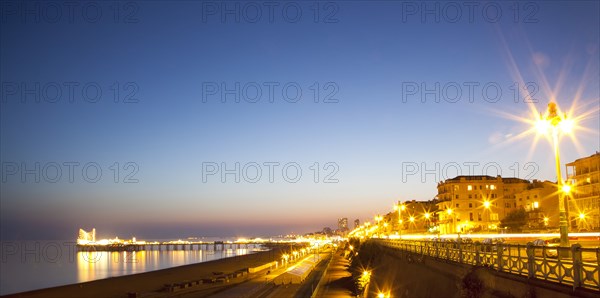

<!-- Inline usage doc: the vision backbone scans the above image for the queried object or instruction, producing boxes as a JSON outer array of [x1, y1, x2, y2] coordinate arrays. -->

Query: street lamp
[[375, 215, 383, 237], [424, 212, 431, 231], [535, 102, 572, 251], [447, 208, 455, 234], [394, 201, 406, 237], [483, 200, 491, 231]]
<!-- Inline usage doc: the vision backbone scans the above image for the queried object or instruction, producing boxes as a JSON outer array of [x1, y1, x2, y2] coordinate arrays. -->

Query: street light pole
[[552, 126, 571, 249], [395, 201, 405, 238], [537, 102, 572, 251]]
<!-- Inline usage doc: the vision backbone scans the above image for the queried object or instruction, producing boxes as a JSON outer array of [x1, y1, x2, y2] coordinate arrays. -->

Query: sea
[[0, 237, 273, 295]]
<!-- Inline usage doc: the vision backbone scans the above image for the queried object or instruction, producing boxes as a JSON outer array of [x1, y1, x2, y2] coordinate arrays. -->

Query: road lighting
[[375, 215, 383, 237], [424, 212, 431, 231], [447, 208, 455, 234], [394, 201, 406, 237], [483, 200, 491, 231], [535, 102, 572, 251]]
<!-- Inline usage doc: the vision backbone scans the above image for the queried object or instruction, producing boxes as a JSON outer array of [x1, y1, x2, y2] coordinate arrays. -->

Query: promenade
[[313, 250, 354, 298]]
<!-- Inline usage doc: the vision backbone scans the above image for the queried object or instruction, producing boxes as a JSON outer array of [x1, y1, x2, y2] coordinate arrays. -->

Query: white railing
[[374, 239, 600, 292]]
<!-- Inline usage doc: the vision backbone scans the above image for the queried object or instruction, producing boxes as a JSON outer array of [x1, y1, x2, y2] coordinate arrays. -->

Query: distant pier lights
[[78, 228, 96, 245]]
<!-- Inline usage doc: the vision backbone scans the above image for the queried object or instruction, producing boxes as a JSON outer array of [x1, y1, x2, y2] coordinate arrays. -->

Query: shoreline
[[4, 247, 284, 298]]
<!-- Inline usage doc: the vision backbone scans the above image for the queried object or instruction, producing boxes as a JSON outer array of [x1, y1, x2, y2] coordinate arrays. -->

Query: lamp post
[[447, 208, 455, 234], [394, 201, 406, 238], [483, 200, 491, 231], [375, 215, 383, 237], [535, 102, 573, 251]]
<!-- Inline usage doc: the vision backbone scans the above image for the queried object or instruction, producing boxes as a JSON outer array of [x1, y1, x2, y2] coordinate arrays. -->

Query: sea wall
[[362, 241, 597, 298]]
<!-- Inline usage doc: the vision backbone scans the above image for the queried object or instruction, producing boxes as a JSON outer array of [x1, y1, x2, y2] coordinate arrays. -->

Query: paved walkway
[[314, 251, 354, 298]]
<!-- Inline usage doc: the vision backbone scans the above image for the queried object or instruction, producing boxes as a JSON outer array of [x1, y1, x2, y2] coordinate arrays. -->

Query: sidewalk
[[313, 251, 354, 298]]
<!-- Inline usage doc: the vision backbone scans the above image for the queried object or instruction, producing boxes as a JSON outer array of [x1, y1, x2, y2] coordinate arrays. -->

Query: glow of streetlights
[[409, 216, 415, 223], [424, 212, 430, 219], [534, 102, 573, 252], [483, 201, 491, 209], [579, 213, 585, 220], [447, 208, 453, 214]]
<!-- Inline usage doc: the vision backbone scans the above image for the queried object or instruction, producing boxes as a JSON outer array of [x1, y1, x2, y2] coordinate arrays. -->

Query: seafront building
[[566, 152, 600, 230], [515, 180, 559, 229], [436, 175, 531, 234]]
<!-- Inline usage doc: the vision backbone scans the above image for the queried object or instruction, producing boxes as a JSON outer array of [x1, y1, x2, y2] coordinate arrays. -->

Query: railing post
[[435, 241, 439, 258], [496, 243, 503, 271], [473, 244, 481, 266], [526, 243, 535, 279], [571, 244, 582, 289], [458, 239, 463, 263]]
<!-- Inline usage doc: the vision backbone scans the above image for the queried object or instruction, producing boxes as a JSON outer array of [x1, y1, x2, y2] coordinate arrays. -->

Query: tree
[[500, 208, 527, 232]]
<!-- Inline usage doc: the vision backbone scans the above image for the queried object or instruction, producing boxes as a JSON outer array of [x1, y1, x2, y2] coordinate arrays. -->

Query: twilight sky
[[1, 1, 599, 240]]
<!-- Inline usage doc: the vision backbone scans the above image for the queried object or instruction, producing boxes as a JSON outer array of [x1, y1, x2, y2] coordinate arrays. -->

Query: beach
[[5, 247, 285, 298]]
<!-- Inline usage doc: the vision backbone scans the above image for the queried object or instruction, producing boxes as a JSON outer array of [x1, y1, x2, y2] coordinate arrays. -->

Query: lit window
[[533, 202, 539, 209], [491, 185, 496, 190], [468, 185, 472, 191]]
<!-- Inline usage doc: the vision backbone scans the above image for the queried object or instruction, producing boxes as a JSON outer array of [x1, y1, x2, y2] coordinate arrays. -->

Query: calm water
[[0, 239, 265, 295]]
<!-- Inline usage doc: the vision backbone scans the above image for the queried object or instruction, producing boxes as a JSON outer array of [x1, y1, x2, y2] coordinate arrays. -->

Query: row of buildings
[[377, 152, 599, 234]]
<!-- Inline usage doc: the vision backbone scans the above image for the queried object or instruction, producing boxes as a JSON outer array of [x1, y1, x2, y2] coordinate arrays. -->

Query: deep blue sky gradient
[[1, 1, 598, 240]]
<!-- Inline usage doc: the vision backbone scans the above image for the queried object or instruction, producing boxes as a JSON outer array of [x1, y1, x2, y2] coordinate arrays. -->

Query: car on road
[[531, 238, 560, 258], [480, 238, 505, 252]]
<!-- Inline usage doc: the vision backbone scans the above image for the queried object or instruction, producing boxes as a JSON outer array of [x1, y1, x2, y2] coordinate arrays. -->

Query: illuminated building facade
[[566, 152, 600, 231], [515, 180, 559, 229], [436, 175, 530, 234]]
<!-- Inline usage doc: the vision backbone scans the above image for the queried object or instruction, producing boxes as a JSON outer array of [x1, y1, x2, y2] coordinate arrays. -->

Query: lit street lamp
[[447, 208, 455, 234], [394, 201, 406, 237], [535, 102, 573, 252], [483, 200, 491, 231]]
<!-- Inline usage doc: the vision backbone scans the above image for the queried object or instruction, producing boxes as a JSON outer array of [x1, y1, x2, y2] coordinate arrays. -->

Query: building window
[[469, 194, 472, 199], [470, 213, 474, 221], [469, 203, 472, 208], [456, 203, 459, 208], [468, 185, 472, 191], [478, 213, 482, 221], [456, 195, 459, 199], [533, 201, 539, 209], [491, 213, 499, 220], [491, 185, 496, 190]]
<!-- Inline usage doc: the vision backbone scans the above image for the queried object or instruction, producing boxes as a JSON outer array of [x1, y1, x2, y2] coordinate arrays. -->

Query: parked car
[[531, 238, 559, 258], [481, 238, 505, 252]]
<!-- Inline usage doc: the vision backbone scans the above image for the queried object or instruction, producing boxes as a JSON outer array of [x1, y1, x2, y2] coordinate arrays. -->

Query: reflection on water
[[0, 241, 257, 295], [77, 248, 251, 282]]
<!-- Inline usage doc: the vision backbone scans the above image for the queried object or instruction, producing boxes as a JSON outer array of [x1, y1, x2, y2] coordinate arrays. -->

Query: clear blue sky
[[1, 1, 598, 240]]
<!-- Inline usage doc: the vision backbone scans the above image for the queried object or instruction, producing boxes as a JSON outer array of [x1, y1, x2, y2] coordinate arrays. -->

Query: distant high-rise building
[[354, 219, 360, 229], [338, 217, 348, 231]]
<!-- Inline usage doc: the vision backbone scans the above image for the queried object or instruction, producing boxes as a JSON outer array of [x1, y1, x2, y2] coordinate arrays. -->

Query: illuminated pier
[[75, 228, 309, 252]]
